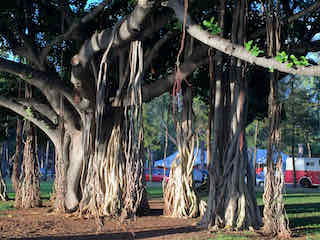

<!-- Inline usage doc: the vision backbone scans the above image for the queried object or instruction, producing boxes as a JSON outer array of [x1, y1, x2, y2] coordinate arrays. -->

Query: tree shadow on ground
[[10, 226, 201, 240], [289, 215, 320, 229], [285, 203, 320, 214], [148, 208, 163, 216]]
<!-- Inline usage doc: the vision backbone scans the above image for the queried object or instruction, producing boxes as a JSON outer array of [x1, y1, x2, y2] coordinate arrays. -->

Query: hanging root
[[16, 134, 41, 209], [0, 175, 8, 201], [121, 40, 149, 220]]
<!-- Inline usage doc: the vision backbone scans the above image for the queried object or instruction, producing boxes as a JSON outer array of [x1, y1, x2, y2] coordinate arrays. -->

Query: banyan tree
[[0, 0, 320, 235]]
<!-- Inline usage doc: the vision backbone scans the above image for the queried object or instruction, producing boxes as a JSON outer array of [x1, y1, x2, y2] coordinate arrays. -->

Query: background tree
[[282, 76, 320, 157]]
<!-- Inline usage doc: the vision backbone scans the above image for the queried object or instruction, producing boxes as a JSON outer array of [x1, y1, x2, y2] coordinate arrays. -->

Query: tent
[[154, 149, 207, 168], [249, 148, 288, 177]]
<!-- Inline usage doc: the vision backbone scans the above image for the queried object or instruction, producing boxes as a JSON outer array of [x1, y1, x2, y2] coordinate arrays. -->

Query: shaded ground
[[0, 198, 314, 240]]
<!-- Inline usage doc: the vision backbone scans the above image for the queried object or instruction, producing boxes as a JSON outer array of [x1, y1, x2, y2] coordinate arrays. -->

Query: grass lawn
[[0, 179, 54, 211], [1, 180, 319, 239]]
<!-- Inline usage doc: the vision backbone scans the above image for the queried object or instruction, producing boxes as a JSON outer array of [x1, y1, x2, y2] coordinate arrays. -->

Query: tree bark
[[163, 87, 200, 218], [0, 143, 8, 201], [199, 0, 261, 230], [15, 122, 41, 208], [165, 0, 320, 77], [15, 84, 41, 209], [12, 79, 22, 193], [12, 119, 22, 193], [262, 1, 291, 237], [253, 120, 259, 186]]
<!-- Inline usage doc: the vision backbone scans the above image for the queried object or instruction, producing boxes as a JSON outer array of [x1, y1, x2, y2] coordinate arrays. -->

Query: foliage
[[281, 76, 320, 156], [202, 17, 221, 35], [275, 51, 310, 68], [245, 40, 264, 57], [143, 93, 176, 160], [143, 93, 208, 161], [25, 107, 34, 118]]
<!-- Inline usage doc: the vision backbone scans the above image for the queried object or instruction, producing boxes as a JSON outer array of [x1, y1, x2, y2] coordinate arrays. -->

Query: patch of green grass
[[0, 179, 54, 211], [40, 180, 54, 199], [147, 185, 163, 198], [207, 233, 249, 240], [4, 179, 54, 200], [306, 232, 320, 240], [0, 200, 14, 212]]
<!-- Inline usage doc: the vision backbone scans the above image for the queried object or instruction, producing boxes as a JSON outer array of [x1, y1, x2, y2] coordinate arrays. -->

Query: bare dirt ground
[[0, 199, 305, 240]]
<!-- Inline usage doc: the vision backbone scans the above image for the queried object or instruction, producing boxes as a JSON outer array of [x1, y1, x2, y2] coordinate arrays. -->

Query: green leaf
[[269, 67, 274, 72], [203, 20, 211, 28], [251, 45, 263, 57], [275, 55, 283, 63], [299, 56, 309, 66], [287, 62, 294, 68]]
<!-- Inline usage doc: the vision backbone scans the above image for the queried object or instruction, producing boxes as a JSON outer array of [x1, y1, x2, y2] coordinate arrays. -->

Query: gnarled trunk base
[[0, 173, 8, 201], [163, 162, 199, 218], [199, 135, 262, 231]]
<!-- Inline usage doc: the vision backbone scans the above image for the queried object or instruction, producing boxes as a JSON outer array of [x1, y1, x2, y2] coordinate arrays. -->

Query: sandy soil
[[0, 199, 303, 240]]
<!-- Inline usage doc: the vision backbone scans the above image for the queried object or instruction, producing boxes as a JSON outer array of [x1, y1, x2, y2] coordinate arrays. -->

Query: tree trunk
[[79, 40, 149, 220], [262, 0, 291, 237], [12, 80, 22, 193], [15, 84, 41, 208], [163, 87, 200, 218], [199, 0, 261, 230], [253, 120, 259, 186], [12, 117, 22, 193], [200, 66, 261, 230], [307, 142, 312, 158], [291, 80, 297, 188], [45, 140, 50, 172], [0, 143, 8, 201], [15, 122, 41, 208], [147, 149, 152, 183]]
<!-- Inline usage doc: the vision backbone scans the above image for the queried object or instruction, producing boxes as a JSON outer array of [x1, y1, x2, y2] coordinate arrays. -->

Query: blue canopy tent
[[154, 149, 207, 168], [154, 149, 207, 182]]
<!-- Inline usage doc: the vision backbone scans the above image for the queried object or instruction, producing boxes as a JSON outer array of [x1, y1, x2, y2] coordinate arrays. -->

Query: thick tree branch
[[0, 57, 48, 90], [166, 0, 320, 77], [0, 58, 81, 130], [144, 31, 175, 72], [143, 45, 209, 102], [75, 0, 158, 67], [17, 99, 59, 125], [113, 45, 209, 106], [0, 96, 58, 143]]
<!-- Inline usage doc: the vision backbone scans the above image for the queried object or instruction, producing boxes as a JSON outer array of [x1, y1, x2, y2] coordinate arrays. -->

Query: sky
[[85, 0, 103, 9]]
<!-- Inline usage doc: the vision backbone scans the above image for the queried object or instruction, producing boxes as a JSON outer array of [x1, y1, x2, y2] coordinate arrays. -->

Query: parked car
[[145, 168, 169, 182], [193, 168, 208, 183], [256, 174, 264, 187]]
